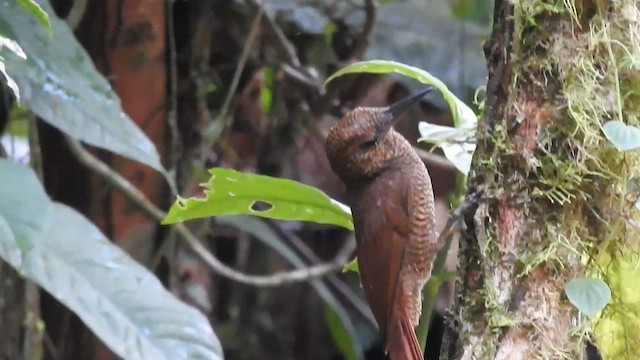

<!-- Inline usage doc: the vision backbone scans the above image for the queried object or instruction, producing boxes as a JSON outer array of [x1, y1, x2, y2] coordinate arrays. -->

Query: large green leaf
[[0, 155, 52, 249], [0, 0, 164, 173], [0, 34, 27, 102], [0, 215, 20, 267], [17, 0, 50, 31], [0, 159, 222, 360], [163, 168, 354, 230]]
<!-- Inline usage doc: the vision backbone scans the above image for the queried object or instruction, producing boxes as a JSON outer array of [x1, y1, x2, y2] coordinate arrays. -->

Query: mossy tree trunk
[[443, 0, 640, 359]]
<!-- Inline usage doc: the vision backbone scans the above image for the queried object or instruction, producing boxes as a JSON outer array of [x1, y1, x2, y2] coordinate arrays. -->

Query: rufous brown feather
[[325, 88, 439, 360]]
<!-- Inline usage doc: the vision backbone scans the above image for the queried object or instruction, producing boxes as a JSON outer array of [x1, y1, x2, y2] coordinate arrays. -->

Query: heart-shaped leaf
[[565, 278, 611, 318], [602, 120, 640, 151]]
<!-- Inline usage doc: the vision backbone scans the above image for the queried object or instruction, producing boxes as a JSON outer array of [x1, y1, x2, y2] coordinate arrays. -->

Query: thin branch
[[281, 63, 322, 92], [319, 0, 377, 114], [250, 0, 301, 67], [351, 0, 377, 60], [65, 0, 88, 30], [439, 190, 483, 243], [24, 115, 44, 360], [66, 137, 351, 287], [267, 221, 376, 328], [165, 0, 182, 185], [200, 7, 264, 157]]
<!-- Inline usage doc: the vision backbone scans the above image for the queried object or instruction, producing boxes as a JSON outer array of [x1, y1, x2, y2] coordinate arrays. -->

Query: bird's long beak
[[379, 87, 433, 135]]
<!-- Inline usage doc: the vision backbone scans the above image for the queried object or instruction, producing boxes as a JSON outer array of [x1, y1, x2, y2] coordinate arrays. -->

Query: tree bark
[[444, 0, 639, 358]]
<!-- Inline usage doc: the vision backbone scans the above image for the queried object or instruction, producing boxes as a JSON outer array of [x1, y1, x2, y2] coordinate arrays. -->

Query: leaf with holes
[[324, 60, 477, 128], [602, 120, 640, 151], [163, 168, 354, 230], [565, 278, 611, 318]]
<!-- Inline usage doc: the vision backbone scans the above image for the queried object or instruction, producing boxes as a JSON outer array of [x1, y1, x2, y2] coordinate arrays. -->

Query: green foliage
[[163, 168, 354, 230], [342, 257, 359, 273], [0, 34, 26, 98], [0, 160, 222, 360], [0, 0, 165, 173], [5, 104, 30, 137], [260, 67, 275, 113], [17, 0, 50, 32], [325, 305, 363, 360], [264, 0, 488, 98], [0, 0, 488, 358], [324, 22, 337, 46], [595, 250, 640, 359], [450, 0, 493, 24], [564, 278, 611, 318]]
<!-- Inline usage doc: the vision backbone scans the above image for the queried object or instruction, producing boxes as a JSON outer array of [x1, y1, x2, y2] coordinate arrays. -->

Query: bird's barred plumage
[[325, 96, 438, 360]]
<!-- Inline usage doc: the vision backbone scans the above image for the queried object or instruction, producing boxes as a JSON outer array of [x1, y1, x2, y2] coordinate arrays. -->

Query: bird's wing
[[386, 166, 438, 360], [351, 170, 410, 340]]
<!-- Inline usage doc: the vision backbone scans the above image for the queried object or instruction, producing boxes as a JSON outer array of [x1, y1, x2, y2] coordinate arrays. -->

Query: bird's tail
[[386, 304, 424, 360]]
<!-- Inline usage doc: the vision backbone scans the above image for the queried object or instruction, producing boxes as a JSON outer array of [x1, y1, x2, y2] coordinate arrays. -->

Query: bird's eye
[[360, 138, 377, 149]]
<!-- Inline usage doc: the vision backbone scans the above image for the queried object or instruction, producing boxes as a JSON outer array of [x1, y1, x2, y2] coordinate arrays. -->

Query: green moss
[[542, 0, 640, 358], [471, 0, 640, 358]]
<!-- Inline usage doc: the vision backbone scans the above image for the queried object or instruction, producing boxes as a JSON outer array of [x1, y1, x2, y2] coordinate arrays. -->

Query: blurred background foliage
[[0, 0, 493, 359]]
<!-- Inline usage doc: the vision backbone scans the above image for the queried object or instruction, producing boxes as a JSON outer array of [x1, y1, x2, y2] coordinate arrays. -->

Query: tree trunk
[[444, 0, 639, 358]]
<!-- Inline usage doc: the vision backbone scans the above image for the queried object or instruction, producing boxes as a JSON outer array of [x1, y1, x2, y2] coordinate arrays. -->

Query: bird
[[324, 88, 439, 360]]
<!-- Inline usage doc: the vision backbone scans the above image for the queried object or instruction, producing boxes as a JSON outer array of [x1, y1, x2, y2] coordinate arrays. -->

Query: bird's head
[[325, 87, 432, 183]]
